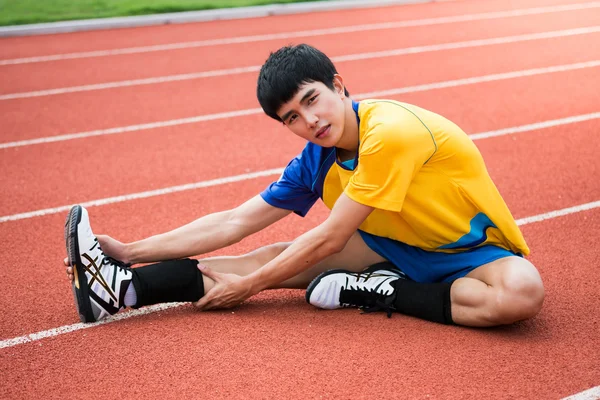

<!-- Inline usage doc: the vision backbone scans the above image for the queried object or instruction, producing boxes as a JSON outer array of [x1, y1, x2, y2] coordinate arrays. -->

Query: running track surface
[[1, 0, 599, 398]]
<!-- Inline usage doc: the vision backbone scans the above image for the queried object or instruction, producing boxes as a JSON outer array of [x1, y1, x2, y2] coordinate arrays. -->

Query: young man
[[64, 44, 544, 327]]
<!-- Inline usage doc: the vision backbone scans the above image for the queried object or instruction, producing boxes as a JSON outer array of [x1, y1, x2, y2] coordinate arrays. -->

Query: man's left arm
[[194, 194, 373, 310]]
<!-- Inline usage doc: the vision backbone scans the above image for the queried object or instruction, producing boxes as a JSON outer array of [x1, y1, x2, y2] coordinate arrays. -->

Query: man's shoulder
[[282, 143, 336, 187], [294, 142, 335, 169], [358, 99, 435, 125], [358, 100, 429, 142]]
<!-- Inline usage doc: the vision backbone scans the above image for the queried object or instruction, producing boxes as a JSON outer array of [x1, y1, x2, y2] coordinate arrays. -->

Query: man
[[64, 44, 544, 327]]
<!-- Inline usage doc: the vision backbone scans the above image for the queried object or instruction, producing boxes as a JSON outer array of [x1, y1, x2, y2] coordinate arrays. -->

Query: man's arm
[[247, 194, 373, 291], [195, 193, 373, 309], [125, 195, 291, 264]]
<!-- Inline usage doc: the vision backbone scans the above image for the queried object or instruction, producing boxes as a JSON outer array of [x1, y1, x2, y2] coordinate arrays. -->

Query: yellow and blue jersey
[[261, 100, 529, 281]]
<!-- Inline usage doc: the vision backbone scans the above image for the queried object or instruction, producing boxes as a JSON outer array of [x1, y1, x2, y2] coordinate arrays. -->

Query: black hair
[[256, 44, 350, 122]]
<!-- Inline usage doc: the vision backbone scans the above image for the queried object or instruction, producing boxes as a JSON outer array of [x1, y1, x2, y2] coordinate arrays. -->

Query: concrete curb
[[0, 0, 433, 37]]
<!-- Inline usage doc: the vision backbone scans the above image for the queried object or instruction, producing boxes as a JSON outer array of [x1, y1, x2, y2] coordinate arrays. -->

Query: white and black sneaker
[[64, 205, 133, 322], [305, 263, 405, 317]]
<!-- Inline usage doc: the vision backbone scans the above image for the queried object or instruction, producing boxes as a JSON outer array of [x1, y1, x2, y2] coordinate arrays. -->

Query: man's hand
[[96, 234, 130, 264], [64, 234, 129, 282], [193, 264, 257, 310]]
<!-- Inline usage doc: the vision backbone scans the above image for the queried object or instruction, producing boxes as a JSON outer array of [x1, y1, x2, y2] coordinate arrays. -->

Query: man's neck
[[335, 97, 359, 156]]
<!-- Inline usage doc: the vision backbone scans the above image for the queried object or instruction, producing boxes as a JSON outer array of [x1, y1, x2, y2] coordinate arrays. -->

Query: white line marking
[[1, 199, 598, 349], [469, 113, 600, 140], [1, 2, 599, 66], [3, 26, 599, 100], [0, 303, 183, 349], [2, 111, 598, 224], [0, 168, 285, 223], [562, 386, 600, 400], [0, 108, 263, 149], [516, 201, 600, 226], [0, 65, 259, 100], [2, 60, 599, 150], [353, 60, 600, 99]]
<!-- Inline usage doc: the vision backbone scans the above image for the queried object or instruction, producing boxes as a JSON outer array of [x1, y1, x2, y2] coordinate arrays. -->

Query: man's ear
[[333, 74, 345, 97]]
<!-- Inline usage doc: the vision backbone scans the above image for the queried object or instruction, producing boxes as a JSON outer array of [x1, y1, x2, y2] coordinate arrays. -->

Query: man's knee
[[491, 260, 545, 324]]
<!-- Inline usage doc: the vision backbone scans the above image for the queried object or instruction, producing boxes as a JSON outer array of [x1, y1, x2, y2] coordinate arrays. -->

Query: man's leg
[[450, 256, 545, 327], [196, 231, 387, 293], [66, 225, 388, 320], [305, 253, 544, 327]]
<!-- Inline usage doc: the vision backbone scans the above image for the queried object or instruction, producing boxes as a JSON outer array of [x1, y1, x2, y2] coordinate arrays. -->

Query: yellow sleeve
[[345, 115, 437, 212]]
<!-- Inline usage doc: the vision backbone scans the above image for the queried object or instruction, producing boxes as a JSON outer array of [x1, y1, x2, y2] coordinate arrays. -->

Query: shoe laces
[[361, 300, 395, 318], [93, 239, 132, 271], [339, 276, 398, 318]]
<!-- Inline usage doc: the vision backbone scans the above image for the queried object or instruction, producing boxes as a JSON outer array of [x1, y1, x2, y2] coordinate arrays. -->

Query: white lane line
[[0, 303, 183, 349], [354, 60, 600, 99], [1, 111, 598, 224], [0, 65, 259, 100], [562, 386, 600, 400], [2, 59, 599, 150], [3, 26, 599, 100], [0, 108, 263, 150], [469, 113, 600, 140], [0, 168, 285, 223], [1, 199, 599, 349], [1, 1, 599, 66], [516, 201, 600, 226]]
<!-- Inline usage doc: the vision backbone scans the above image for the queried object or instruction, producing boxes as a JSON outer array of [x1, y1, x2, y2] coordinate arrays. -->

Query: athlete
[[64, 44, 544, 327]]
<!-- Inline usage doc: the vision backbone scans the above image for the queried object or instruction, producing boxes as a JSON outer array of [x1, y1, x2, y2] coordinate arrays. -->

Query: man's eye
[[308, 95, 318, 104], [288, 115, 297, 123]]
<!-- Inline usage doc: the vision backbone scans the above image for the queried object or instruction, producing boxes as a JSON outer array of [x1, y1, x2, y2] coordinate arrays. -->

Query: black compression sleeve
[[130, 258, 204, 308], [392, 279, 454, 325]]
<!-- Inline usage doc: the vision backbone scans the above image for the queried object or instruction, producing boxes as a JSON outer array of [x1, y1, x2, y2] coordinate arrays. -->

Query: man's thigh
[[276, 231, 387, 289]]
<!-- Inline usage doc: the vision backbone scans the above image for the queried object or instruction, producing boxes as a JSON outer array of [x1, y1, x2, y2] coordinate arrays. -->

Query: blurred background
[[0, 0, 331, 26]]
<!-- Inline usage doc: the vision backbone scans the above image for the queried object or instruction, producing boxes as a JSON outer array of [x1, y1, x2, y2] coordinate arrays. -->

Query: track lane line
[[3, 26, 600, 100], [1, 199, 599, 349], [515, 201, 600, 225], [2, 60, 599, 150], [562, 386, 600, 400], [0, 168, 285, 223], [1, 111, 598, 224], [2, 2, 599, 66], [468, 113, 600, 140], [0, 108, 263, 149], [355, 60, 600, 98]]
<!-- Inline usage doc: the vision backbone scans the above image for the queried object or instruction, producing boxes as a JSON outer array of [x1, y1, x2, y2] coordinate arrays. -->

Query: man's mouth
[[315, 125, 331, 139]]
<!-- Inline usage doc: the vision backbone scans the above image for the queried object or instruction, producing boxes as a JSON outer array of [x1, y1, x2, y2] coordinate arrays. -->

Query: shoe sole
[[64, 205, 96, 323], [304, 265, 403, 305]]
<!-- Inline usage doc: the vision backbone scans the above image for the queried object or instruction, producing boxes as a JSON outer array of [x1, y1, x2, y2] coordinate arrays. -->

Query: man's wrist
[[123, 242, 138, 265], [243, 274, 266, 295]]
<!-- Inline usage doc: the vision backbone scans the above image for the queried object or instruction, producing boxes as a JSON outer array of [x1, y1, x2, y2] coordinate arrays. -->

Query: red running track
[[1, 5, 599, 93], [3, 28, 600, 141], [0, 0, 599, 399]]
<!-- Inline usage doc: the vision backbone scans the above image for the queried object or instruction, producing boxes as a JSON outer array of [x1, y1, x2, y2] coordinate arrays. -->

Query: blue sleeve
[[260, 145, 328, 217]]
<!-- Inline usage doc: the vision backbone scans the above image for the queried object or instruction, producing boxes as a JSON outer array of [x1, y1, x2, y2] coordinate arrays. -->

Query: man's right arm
[[124, 195, 291, 264]]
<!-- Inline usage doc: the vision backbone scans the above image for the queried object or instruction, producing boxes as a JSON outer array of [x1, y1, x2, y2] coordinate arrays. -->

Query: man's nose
[[306, 113, 319, 128]]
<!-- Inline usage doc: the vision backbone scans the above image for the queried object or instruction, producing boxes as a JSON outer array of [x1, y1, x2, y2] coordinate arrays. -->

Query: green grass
[[0, 0, 326, 26]]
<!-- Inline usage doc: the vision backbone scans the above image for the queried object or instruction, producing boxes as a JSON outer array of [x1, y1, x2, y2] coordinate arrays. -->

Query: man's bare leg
[[200, 238, 545, 327], [198, 231, 387, 294], [64, 231, 384, 285], [450, 256, 545, 327]]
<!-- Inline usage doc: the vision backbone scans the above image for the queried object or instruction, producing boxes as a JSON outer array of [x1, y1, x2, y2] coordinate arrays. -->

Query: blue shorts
[[358, 230, 519, 283]]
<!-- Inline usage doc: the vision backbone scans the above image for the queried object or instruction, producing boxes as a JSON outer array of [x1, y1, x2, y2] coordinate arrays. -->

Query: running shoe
[[64, 205, 133, 322], [305, 264, 405, 317]]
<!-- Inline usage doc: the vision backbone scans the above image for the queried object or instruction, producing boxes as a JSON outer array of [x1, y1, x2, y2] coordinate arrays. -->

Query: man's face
[[277, 79, 346, 147]]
